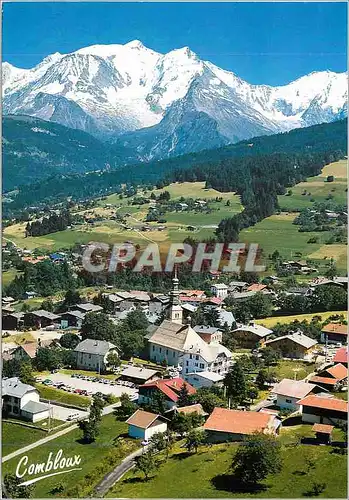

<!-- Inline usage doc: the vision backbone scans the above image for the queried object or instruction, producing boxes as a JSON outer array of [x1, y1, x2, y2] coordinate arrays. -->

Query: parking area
[[49, 403, 89, 421], [38, 372, 138, 399]]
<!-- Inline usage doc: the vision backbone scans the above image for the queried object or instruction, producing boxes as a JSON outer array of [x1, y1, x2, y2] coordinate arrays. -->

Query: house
[[246, 283, 270, 294], [309, 363, 348, 391], [230, 291, 257, 301], [75, 303, 104, 314], [203, 407, 281, 443], [297, 394, 348, 426], [24, 310, 61, 329], [138, 377, 196, 410], [102, 294, 124, 313], [312, 423, 334, 444], [23, 291, 38, 300], [231, 322, 273, 348], [176, 403, 207, 417], [271, 379, 323, 410], [2, 312, 24, 331], [148, 295, 170, 315], [210, 283, 229, 299], [228, 281, 247, 293], [60, 310, 86, 329], [184, 370, 224, 389], [320, 323, 347, 344], [120, 366, 161, 385], [2, 377, 50, 422], [333, 347, 348, 366], [193, 325, 222, 344], [264, 332, 317, 360], [217, 309, 236, 328], [74, 339, 119, 372], [126, 409, 168, 441], [13, 343, 38, 362]]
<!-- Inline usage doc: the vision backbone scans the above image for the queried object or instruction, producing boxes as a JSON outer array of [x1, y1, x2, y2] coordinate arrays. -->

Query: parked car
[[67, 413, 80, 421]]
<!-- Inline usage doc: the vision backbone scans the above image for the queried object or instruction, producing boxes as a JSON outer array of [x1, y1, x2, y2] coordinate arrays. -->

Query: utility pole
[[48, 400, 51, 432]]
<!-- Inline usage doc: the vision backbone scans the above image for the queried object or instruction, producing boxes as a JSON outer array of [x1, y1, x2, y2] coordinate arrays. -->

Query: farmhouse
[[120, 366, 161, 385], [127, 409, 168, 441], [138, 377, 196, 410], [297, 394, 348, 426], [75, 303, 104, 314], [271, 378, 323, 410], [320, 323, 347, 344], [2, 377, 50, 422], [265, 332, 317, 359], [176, 403, 207, 417], [309, 363, 348, 391], [74, 338, 119, 372], [231, 322, 272, 348], [2, 312, 24, 331], [203, 407, 281, 443], [24, 310, 61, 329], [60, 310, 86, 329], [13, 342, 38, 362]]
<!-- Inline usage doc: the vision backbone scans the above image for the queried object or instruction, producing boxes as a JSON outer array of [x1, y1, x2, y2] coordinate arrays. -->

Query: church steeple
[[168, 267, 183, 324]]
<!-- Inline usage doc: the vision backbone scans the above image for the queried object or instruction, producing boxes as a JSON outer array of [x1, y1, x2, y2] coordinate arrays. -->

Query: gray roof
[[272, 379, 317, 399], [231, 291, 257, 300], [21, 400, 49, 414], [194, 325, 220, 335], [232, 323, 273, 338], [218, 310, 236, 327], [266, 332, 317, 349], [76, 303, 104, 312], [121, 366, 160, 381], [74, 338, 117, 355], [31, 310, 61, 320], [187, 370, 224, 382], [62, 310, 86, 320], [2, 377, 37, 398]]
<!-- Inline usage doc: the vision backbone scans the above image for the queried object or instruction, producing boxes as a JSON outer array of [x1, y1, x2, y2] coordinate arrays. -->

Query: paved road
[[2, 403, 119, 463], [50, 403, 88, 421], [2, 423, 79, 462], [94, 447, 144, 497]]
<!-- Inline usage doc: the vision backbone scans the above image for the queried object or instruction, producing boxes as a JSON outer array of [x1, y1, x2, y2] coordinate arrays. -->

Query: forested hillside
[[5, 119, 347, 214]]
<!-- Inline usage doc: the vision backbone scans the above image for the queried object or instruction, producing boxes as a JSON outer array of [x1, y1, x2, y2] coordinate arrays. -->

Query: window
[[13, 406, 19, 414], [196, 355, 199, 360], [159, 347, 162, 353], [152, 345, 155, 351], [285, 399, 292, 404], [190, 354, 192, 359], [186, 361, 189, 366], [166, 349, 168, 355], [199, 363, 205, 369], [195, 363, 198, 367], [186, 368, 188, 373], [89, 354, 92, 359]]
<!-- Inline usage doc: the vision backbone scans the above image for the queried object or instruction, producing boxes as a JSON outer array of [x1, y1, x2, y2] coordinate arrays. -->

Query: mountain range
[[3, 41, 348, 161]]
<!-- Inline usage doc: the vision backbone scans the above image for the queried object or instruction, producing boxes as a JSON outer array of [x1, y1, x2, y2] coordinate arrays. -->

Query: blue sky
[[3, 2, 347, 85]]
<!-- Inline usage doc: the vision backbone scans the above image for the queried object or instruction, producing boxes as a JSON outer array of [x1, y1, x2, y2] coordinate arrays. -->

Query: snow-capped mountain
[[3, 41, 347, 160]]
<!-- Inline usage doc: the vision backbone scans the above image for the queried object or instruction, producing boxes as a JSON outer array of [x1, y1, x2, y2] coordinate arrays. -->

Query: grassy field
[[2, 331, 36, 344], [278, 159, 347, 211], [3, 182, 242, 252], [273, 360, 316, 381], [2, 422, 46, 456], [108, 424, 347, 498], [36, 384, 91, 408], [255, 310, 347, 328], [2, 415, 138, 498], [2, 269, 20, 287]]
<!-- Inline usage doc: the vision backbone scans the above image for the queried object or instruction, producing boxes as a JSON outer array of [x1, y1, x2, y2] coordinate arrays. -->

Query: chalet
[[2, 312, 24, 331], [309, 363, 348, 391], [2, 377, 50, 422], [120, 366, 161, 385], [312, 423, 334, 445], [265, 332, 317, 360], [149, 295, 170, 315], [175, 403, 207, 417], [184, 370, 224, 389], [126, 409, 168, 441], [211, 283, 229, 299], [217, 309, 236, 328], [228, 281, 248, 293], [320, 323, 347, 344], [23, 291, 38, 300], [320, 363, 348, 382], [24, 310, 61, 329], [203, 407, 281, 443], [75, 303, 103, 314], [74, 339, 119, 372], [60, 310, 86, 329], [13, 343, 38, 362], [138, 378, 196, 410], [231, 322, 272, 348], [193, 325, 222, 344], [297, 394, 348, 426], [271, 378, 323, 410]]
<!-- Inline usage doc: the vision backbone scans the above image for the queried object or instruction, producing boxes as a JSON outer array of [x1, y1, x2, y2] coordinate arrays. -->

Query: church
[[147, 272, 232, 376]]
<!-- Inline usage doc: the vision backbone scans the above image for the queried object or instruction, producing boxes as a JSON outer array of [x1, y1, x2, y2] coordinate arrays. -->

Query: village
[[1, 240, 348, 498]]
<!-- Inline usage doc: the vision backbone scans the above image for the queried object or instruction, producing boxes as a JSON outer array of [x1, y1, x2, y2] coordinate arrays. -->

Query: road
[[2, 403, 119, 463], [94, 447, 144, 497]]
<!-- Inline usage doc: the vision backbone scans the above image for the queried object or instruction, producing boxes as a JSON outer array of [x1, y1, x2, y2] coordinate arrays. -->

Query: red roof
[[309, 376, 338, 386], [333, 347, 348, 364], [323, 363, 348, 381], [205, 297, 222, 305], [321, 323, 347, 336], [140, 377, 196, 402], [312, 423, 334, 434], [247, 283, 267, 292], [203, 407, 273, 435], [297, 395, 348, 413]]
